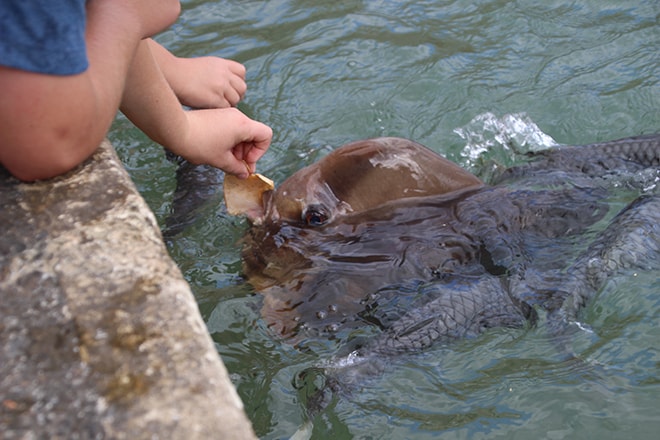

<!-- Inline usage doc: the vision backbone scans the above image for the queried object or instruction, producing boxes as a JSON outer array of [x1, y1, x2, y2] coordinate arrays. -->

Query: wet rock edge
[[0, 140, 256, 440]]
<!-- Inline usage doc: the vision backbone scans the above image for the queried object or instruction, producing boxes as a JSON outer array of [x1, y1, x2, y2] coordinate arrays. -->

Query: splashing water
[[455, 112, 558, 180]]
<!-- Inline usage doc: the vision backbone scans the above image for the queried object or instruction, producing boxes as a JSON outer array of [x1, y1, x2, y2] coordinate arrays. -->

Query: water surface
[[109, 0, 659, 438]]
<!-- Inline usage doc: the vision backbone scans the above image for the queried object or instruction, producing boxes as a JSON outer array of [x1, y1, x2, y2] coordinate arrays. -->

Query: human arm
[[0, 0, 181, 182], [147, 39, 247, 109], [120, 40, 272, 178]]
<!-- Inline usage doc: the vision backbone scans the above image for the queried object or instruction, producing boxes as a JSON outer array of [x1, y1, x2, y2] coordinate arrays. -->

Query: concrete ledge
[[0, 140, 256, 439]]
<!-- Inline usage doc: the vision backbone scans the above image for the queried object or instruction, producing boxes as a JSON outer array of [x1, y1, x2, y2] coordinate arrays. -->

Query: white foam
[[454, 112, 557, 172]]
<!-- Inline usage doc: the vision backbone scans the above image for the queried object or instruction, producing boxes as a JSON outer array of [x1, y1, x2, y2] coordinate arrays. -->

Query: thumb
[[221, 156, 250, 179]]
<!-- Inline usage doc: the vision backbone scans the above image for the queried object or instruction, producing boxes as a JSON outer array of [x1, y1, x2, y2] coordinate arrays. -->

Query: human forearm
[[74, 1, 183, 149], [119, 40, 190, 153]]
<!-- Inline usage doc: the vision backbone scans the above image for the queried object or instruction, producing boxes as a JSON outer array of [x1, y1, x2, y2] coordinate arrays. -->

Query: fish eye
[[303, 205, 329, 226]]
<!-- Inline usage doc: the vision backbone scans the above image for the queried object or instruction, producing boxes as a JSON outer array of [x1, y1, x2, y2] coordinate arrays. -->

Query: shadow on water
[[110, 0, 660, 438]]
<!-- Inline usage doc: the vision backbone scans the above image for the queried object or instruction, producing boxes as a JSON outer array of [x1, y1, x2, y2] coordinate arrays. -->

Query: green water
[[109, 0, 660, 438]]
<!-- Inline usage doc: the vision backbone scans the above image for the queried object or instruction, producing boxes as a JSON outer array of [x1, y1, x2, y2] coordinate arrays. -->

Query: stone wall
[[0, 140, 257, 439]]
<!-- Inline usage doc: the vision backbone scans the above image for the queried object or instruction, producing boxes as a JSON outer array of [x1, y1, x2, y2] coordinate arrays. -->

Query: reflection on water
[[110, 0, 659, 438]]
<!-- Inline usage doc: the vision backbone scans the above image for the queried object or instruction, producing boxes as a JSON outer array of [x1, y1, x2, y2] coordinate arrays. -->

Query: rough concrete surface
[[0, 140, 257, 439]]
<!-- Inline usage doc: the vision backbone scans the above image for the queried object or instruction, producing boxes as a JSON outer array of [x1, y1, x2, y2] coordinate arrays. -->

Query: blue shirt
[[0, 0, 88, 75]]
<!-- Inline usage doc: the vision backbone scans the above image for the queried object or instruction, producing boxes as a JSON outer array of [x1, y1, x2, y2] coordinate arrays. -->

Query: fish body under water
[[235, 134, 660, 412], [169, 134, 660, 416], [241, 136, 658, 334]]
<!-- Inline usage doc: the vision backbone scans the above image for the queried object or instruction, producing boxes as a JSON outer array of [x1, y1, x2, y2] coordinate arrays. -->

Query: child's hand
[[168, 56, 247, 109], [175, 107, 272, 178], [149, 40, 247, 109]]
